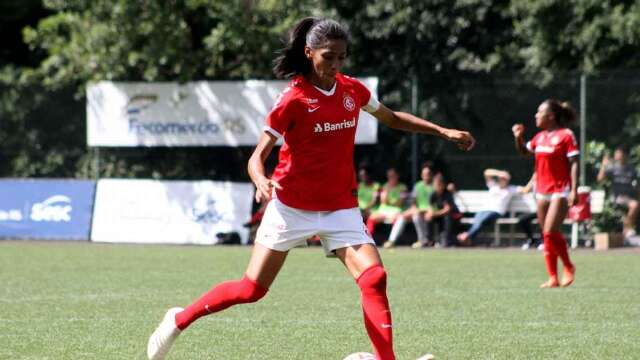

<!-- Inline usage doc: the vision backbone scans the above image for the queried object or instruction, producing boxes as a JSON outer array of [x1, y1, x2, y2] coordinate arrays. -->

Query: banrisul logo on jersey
[[313, 117, 356, 133]]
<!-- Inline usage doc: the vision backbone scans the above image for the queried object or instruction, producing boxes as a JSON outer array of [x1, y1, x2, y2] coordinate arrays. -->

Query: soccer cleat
[[147, 307, 183, 360], [539, 277, 559, 288], [416, 354, 435, 360], [383, 241, 395, 249], [560, 265, 576, 287], [411, 241, 424, 249]]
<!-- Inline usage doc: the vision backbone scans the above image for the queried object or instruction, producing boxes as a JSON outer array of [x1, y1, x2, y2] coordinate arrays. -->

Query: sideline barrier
[[0, 179, 96, 240], [91, 179, 253, 245]]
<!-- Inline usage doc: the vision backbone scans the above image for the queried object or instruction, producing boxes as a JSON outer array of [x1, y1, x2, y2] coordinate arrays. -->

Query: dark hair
[[614, 145, 627, 153], [543, 99, 577, 127], [421, 161, 434, 171], [273, 17, 350, 79]]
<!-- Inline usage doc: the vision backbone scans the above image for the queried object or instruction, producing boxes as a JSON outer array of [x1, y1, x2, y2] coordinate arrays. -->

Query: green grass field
[[1, 241, 638, 360]]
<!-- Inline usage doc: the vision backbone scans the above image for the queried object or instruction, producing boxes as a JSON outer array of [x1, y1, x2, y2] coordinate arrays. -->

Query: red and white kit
[[526, 128, 579, 199], [259, 73, 380, 254]]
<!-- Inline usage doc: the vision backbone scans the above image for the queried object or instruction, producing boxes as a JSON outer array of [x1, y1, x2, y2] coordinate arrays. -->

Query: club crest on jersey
[[343, 94, 356, 112]]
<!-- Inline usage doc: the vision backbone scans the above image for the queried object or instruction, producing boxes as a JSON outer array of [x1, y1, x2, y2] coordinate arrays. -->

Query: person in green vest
[[365, 167, 408, 239], [357, 166, 381, 220], [383, 163, 435, 248]]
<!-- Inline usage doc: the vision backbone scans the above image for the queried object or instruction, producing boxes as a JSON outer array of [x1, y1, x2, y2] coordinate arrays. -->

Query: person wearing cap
[[457, 168, 518, 246]]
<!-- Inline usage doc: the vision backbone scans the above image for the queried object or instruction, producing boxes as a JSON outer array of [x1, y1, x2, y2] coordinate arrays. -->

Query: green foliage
[[1, 0, 640, 180], [510, 1, 640, 81], [22, 0, 323, 85], [591, 198, 624, 233]]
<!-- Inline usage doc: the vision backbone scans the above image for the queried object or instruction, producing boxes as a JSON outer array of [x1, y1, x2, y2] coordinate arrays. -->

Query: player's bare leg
[[147, 244, 287, 360]]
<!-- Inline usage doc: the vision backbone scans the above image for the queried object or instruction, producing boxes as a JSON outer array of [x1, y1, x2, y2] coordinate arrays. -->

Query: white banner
[[87, 79, 379, 147], [91, 179, 254, 245]]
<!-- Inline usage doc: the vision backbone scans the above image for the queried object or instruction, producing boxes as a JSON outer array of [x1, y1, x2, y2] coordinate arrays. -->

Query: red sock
[[366, 217, 378, 237], [542, 232, 558, 278], [175, 275, 268, 330], [357, 265, 395, 360], [550, 231, 574, 269]]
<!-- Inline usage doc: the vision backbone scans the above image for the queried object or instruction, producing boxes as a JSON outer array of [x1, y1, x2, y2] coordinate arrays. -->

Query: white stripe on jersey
[[264, 126, 283, 139]]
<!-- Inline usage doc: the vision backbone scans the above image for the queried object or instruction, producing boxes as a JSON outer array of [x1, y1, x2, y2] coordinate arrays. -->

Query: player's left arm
[[569, 156, 579, 206], [369, 104, 475, 151]]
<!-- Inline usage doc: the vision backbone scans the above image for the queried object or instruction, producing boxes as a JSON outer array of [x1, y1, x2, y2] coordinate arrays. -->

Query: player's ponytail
[[544, 99, 577, 127], [273, 17, 350, 79]]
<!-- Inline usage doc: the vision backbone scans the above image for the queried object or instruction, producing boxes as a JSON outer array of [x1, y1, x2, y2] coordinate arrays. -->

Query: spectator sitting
[[424, 173, 461, 247], [383, 163, 434, 248], [457, 168, 518, 246], [357, 165, 380, 221], [518, 172, 541, 250], [366, 168, 408, 240], [597, 147, 639, 240]]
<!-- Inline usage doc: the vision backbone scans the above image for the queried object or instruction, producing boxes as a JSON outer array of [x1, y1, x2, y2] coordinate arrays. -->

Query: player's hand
[[568, 190, 578, 207], [443, 129, 475, 151], [254, 176, 282, 203], [512, 124, 525, 139], [424, 210, 434, 221]]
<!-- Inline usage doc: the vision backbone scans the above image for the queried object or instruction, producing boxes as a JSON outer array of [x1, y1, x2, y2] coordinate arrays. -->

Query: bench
[[454, 188, 605, 247]]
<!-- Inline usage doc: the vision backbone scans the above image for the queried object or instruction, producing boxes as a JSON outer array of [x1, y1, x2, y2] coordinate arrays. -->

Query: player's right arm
[[248, 133, 282, 203]]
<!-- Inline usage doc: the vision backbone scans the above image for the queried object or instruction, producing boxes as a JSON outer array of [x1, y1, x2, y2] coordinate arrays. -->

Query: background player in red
[[512, 99, 578, 289], [147, 17, 475, 360]]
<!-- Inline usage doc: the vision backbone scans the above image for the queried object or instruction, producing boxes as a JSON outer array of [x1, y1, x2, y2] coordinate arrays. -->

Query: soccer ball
[[343, 352, 376, 360]]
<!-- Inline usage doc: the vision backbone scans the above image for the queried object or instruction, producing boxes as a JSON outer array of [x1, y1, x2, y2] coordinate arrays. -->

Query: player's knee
[[357, 265, 387, 294], [238, 276, 268, 303]]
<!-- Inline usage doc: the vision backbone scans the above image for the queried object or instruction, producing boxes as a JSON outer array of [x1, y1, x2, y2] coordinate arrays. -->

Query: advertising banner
[[91, 179, 253, 245], [86, 78, 379, 147], [0, 179, 96, 240]]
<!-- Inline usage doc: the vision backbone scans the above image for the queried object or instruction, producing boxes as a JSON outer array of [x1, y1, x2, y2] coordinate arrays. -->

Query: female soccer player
[[147, 17, 475, 360], [512, 100, 578, 288]]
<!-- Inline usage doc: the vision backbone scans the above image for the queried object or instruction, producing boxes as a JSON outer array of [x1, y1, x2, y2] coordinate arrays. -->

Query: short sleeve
[[352, 79, 380, 113], [264, 87, 297, 138], [526, 133, 540, 153], [564, 130, 579, 157], [604, 166, 613, 178]]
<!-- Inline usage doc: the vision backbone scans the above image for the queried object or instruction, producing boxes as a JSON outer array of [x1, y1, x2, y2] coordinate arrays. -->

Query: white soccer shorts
[[255, 198, 375, 256]]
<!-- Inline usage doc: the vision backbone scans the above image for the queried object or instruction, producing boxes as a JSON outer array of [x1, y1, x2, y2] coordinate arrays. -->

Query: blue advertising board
[[0, 179, 96, 240]]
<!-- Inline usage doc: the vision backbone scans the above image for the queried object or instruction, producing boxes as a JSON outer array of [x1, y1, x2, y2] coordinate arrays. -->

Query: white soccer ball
[[343, 352, 376, 360]]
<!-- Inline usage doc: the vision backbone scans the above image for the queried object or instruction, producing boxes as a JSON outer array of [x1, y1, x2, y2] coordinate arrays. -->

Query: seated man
[[457, 168, 517, 246], [597, 147, 639, 239], [424, 173, 461, 247]]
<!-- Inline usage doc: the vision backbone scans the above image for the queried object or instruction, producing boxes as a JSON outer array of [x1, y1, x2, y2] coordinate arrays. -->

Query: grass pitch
[[0, 241, 638, 360]]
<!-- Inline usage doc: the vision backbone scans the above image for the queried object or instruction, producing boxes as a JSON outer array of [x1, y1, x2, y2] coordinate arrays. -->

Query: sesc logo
[[31, 195, 72, 222]]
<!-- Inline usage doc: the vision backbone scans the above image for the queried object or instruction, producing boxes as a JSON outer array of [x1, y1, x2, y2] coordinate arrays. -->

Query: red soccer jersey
[[526, 128, 579, 194], [264, 73, 378, 211]]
